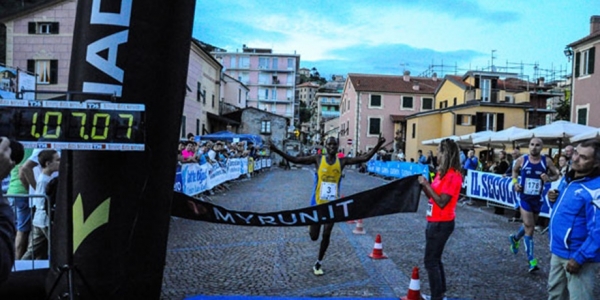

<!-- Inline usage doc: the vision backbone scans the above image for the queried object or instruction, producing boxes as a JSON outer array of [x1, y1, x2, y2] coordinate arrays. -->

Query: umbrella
[[571, 128, 600, 143], [511, 120, 596, 147], [422, 135, 460, 146]]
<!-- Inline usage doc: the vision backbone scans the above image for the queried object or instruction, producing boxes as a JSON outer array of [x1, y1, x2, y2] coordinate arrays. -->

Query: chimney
[[591, 15, 600, 34], [403, 70, 410, 82], [538, 77, 545, 87], [432, 72, 438, 81], [412, 81, 420, 91]]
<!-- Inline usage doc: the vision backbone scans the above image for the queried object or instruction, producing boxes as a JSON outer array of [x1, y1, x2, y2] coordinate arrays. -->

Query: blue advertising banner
[[366, 160, 429, 179], [464, 170, 556, 218]]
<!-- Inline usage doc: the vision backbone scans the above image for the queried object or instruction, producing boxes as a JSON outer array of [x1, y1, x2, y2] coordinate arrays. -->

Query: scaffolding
[[417, 59, 569, 84]]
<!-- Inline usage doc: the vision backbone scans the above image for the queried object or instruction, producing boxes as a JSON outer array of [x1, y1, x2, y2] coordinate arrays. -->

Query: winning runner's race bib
[[319, 182, 337, 201], [524, 178, 542, 195]]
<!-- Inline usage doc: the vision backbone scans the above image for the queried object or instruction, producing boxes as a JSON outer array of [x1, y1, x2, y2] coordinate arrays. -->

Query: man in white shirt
[[22, 150, 60, 260]]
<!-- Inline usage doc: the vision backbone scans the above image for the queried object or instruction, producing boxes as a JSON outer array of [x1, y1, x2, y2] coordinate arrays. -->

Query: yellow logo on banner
[[73, 194, 111, 253]]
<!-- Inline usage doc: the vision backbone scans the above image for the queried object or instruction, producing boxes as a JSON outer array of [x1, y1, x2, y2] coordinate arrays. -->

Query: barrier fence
[[365, 160, 556, 218], [174, 157, 272, 196]]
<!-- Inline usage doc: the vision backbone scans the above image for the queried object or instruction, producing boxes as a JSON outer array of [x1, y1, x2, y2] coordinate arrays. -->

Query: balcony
[[320, 98, 340, 105], [321, 111, 340, 118]]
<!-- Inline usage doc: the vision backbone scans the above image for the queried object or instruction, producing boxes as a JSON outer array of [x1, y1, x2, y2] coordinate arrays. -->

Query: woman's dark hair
[[437, 138, 462, 178]]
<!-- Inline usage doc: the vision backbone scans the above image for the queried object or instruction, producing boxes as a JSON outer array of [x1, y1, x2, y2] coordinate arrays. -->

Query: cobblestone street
[[161, 167, 600, 300]]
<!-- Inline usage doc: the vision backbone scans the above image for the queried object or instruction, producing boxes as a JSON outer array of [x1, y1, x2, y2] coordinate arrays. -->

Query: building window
[[238, 89, 242, 103], [412, 123, 416, 138], [202, 90, 206, 104], [196, 82, 202, 102], [402, 96, 414, 109], [456, 114, 473, 126], [475, 112, 504, 131], [261, 120, 271, 134], [370, 94, 382, 108], [240, 57, 250, 68], [439, 100, 448, 109], [576, 105, 589, 125], [259, 57, 269, 69], [422, 97, 433, 110], [212, 94, 215, 107], [28, 22, 59, 34], [196, 119, 200, 135], [368, 117, 381, 135], [575, 47, 595, 77], [27, 59, 58, 84]]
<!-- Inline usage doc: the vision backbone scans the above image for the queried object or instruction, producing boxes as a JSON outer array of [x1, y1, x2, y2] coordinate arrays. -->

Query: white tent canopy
[[571, 128, 600, 143], [422, 135, 460, 146], [511, 121, 596, 147], [472, 126, 530, 146]]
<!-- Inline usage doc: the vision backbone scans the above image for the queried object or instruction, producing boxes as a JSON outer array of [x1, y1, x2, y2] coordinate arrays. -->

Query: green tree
[[298, 101, 312, 124], [554, 98, 571, 121]]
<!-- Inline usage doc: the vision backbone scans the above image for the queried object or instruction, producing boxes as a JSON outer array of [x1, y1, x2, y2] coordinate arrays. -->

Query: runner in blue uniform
[[509, 137, 559, 273]]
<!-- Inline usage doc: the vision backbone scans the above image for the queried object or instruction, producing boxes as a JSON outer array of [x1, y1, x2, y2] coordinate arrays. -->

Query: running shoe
[[509, 234, 519, 255], [529, 259, 539, 273], [313, 262, 324, 276]]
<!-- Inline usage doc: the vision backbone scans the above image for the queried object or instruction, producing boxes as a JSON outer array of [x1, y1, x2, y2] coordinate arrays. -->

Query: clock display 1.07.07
[[0, 107, 144, 144]]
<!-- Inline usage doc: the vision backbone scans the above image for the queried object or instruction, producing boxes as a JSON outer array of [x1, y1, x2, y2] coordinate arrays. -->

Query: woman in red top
[[418, 138, 463, 300]]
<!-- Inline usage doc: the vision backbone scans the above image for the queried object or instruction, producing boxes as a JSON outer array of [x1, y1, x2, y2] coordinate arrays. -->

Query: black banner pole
[[48, 1, 195, 299]]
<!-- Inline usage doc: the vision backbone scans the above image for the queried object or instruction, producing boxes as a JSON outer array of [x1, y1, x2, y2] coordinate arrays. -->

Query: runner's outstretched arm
[[269, 142, 317, 165], [342, 136, 385, 166]]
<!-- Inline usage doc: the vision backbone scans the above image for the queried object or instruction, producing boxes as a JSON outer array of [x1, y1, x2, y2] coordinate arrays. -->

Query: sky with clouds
[[193, 0, 598, 81]]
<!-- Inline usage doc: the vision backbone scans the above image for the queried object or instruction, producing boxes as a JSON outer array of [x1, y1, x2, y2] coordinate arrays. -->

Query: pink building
[[1, 0, 77, 98], [568, 15, 600, 127], [211, 46, 300, 123], [339, 71, 441, 155]]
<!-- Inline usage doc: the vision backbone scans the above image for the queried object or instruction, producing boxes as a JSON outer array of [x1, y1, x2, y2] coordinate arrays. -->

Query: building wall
[[571, 39, 600, 126], [406, 113, 441, 161], [4, 0, 77, 98], [240, 108, 287, 164], [436, 80, 465, 107], [183, 44, 222, 137], [221, 73, 248, 110]]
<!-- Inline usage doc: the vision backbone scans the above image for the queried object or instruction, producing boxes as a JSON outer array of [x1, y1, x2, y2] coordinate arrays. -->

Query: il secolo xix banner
[[49, 1, 195, 299]]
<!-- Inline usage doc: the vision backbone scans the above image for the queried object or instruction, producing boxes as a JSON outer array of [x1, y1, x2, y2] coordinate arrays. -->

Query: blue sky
[[193, 0, 598, 81]]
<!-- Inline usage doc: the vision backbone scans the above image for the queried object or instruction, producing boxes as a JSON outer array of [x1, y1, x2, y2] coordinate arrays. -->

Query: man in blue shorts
[[509, 137, 559, 273], [6, 148, 33, 259]]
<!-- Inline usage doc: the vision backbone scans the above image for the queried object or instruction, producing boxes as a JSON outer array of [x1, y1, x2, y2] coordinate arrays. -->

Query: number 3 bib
[[319, 182, 337, 201]]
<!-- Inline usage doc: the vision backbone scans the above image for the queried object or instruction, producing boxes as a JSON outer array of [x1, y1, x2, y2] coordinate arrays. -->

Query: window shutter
[[28, 22, 36, 34], [497, 113, 504, 131], [588, 47, 595, 74], [27, 60, 35, 73], [456, 114, 463, 125], [575, 52, 581, 77], [475, 113, 483, 131], [50, 22, 59, 34], [50, 60, 58, 84]]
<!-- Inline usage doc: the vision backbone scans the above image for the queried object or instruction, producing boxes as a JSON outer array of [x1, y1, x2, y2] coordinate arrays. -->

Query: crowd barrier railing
[[364, 161, 555, 219], [3, 193, 52, 272], [174, 157, 272, 197]]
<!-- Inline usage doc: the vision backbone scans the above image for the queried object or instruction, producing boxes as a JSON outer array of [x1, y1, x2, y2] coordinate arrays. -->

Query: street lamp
[[564, 46, 573, 62]]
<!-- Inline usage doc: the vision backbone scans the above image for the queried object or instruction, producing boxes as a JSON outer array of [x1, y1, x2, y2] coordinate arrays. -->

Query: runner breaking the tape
[[269, 135, 385, 275]]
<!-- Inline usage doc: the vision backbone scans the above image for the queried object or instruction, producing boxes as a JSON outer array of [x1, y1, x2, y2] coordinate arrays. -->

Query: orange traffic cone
[[368, 234, 387, 259], [352, 219, 366, 234], [400, 267, 421, 300]]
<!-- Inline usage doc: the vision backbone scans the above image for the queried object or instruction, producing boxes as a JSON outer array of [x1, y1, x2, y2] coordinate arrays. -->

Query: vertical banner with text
[[49, 0, 195, 299]]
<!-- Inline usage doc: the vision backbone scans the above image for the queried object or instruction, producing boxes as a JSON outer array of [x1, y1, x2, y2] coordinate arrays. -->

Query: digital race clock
[[0, 99, 145, 151]]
